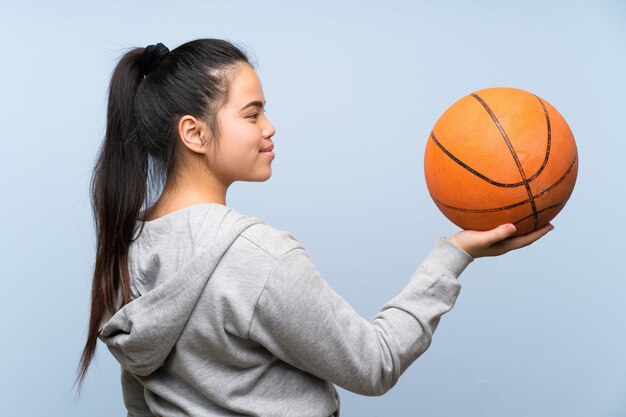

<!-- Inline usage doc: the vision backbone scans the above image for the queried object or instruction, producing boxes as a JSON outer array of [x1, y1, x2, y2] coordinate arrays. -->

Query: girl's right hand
[[448, 223, 554, 259]]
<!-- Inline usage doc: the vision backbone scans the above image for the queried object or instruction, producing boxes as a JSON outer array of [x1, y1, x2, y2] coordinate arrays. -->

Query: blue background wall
[[1, 1, 624, 416]]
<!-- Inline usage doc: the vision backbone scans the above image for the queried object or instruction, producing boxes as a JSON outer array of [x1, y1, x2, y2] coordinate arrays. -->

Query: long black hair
[[76, 39, 251, 390]]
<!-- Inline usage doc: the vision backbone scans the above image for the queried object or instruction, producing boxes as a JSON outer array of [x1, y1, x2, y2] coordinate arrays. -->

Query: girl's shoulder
[[133, 202, 306, 265], [238, 221, 304, 261]]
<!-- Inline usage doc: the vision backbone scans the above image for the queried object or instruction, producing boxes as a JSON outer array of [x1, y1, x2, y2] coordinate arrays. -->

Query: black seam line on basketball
[[471, 93, 538, 229], [513, 203, 565, 225], [432, 153, 577, 213], [530, 95, 552, 183], [430, 132, 522, 187]]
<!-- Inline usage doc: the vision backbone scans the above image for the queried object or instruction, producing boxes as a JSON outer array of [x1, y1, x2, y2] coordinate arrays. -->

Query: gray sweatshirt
[[99, 203, 473, 417]]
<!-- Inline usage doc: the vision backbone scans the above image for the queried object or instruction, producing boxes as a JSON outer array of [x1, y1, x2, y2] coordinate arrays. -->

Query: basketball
[[424, 87, 578, 236]]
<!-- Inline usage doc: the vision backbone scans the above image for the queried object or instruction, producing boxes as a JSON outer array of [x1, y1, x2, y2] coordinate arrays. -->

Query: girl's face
[[209, 63, 276, 184]]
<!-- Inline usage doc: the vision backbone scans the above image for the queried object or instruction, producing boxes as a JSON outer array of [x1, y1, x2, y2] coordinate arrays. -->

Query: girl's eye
[[248, 109, 266, 120]]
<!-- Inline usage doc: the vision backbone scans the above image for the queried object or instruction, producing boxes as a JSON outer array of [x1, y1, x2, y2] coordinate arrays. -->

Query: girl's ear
[[178, 115, 209, 154]]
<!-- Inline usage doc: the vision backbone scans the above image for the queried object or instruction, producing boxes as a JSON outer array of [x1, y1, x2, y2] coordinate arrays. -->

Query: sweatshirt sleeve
[[248, 236, 473, 396]]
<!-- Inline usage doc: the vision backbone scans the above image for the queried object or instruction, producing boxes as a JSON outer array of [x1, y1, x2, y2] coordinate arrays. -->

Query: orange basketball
[[424, 87, 578, 236]]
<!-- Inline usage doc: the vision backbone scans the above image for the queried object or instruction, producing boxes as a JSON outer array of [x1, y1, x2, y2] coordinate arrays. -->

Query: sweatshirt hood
[[98, 205, 262, 377]]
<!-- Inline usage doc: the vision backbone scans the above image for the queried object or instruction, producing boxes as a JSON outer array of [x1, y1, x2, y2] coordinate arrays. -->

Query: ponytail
[[75, 38, 252, 392], [75, 47, 148, 390]]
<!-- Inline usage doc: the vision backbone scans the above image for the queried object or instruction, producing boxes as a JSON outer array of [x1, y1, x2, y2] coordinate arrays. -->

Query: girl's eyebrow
[[239, 100, 266, 112]]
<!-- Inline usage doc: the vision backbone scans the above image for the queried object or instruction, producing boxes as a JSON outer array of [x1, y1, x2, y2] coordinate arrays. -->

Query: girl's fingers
[[500, 223, 555, 253], [481, 224, 517, 247], [449, 223, 554, 258]]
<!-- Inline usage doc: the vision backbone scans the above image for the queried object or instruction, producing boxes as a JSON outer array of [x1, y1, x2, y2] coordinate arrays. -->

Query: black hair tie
[[138, 42, 170, 76]]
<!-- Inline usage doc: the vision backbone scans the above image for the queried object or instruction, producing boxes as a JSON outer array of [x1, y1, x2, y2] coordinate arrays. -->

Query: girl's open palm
[[449, 223, 554, 259]]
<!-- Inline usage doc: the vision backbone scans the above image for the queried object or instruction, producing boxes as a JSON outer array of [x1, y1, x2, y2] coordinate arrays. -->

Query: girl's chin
[[244, 167, 272, 182]]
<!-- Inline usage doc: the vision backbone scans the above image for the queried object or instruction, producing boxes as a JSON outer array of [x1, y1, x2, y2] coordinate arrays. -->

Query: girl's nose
[[262, 121, 276, 139]]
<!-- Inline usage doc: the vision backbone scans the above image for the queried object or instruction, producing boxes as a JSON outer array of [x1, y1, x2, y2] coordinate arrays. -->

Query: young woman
[[77, 39, 552, 417]]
